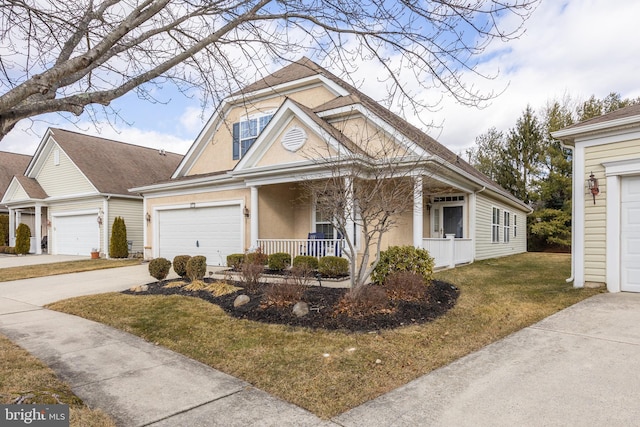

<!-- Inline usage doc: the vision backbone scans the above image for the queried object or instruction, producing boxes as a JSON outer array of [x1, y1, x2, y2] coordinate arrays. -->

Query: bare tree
[[0, 0, 538, 142], [301, 127, 431, 293]]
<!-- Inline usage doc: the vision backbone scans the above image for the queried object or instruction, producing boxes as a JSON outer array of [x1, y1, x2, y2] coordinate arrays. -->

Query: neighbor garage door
[[157, 205, 242, 266], [53, 214, 100, 256], [621, 175, 640, 292]]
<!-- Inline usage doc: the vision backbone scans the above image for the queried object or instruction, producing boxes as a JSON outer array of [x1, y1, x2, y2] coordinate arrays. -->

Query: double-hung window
[[503, 211, 510, 243], [492, 207, 500, 243], [232, 113, 273, 160], [513, 215, 517, 238]]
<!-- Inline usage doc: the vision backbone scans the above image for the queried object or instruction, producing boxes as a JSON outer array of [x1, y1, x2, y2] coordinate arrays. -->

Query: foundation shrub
[[318, 256, 349, 277], [261, 282, 305, 308], [186, 255, 207, 281], [15, 223, 31, 255], [371, 245, 434, 285], [292, 255, 319, 270], [245, 248, 268, 266], [267, 252, 291, 271], [226, 254, 244, 271], [149, 257, 171, 281], [383, 271, 428, 302], [109, 216, 129, 258], [240, 261, 263, 293], [172, 255, 191, 279]]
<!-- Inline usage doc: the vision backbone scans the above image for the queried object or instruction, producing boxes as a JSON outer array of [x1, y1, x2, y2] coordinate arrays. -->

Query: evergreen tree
[[15, 223, 31, 255], [109, 217, 129, 258]]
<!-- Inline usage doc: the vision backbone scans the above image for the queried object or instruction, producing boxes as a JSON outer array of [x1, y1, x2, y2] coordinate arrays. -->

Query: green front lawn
[[47, 253, 602, 419]]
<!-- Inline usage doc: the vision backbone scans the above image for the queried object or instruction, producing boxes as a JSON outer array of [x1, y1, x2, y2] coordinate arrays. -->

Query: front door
[[443, 206, 463, 238]]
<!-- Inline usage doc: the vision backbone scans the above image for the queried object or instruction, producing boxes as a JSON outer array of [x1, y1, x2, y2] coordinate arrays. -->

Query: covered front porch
[[5, 204, 48, 254], [247, 175, 477, 269]]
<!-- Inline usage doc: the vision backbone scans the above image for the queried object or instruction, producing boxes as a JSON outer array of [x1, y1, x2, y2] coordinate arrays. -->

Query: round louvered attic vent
[[281, 126, 308, 152]]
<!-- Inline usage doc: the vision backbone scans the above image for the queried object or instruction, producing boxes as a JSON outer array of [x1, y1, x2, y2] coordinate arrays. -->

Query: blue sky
[[2, 0, 639, 157]]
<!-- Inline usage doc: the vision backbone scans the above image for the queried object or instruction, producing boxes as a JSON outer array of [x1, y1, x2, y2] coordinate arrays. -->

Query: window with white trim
[[503, 211, 510, 243], [232, 113, 274, 160], [492, 207, 500, 243], [513, 214, 517, 238]]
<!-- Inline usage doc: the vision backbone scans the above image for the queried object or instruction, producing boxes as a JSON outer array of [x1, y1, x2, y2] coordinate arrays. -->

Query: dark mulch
[[124, 279, 459, 333]]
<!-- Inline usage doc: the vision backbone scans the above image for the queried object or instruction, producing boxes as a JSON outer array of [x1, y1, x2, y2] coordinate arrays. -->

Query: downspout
[[561, 142, 575, 284], [103, 196, 110, 259]]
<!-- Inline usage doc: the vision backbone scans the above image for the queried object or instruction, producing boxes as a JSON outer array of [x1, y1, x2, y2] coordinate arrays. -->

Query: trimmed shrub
[[15, 223, 31, 255], [371, 245, 434, 285], [261, 282, 305, 308], [0, 214, 9, 246], [292, 255, 319, 270], [268, 252, 291, 271], [383, 271, 428, 302], [318, 256, 349, 277], [336, 286, 390, 317], [173, 255, 191, 279], [186, 255, 207, 281], [4, 246, 16, 255], [226, 253, 245, 270], [245, 248, 267, 266], [149, 257, 171, 281], [109, 216, 129, 258]]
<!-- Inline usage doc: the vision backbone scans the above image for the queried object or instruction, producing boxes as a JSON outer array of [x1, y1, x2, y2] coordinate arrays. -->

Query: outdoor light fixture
[[243, 207, 250, 218], [146, 212, 151, 224], [588, 172, 599, 204]]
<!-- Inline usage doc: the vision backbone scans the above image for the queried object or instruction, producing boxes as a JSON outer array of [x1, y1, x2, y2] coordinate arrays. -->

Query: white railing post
[[413, 176, 423, 248], [446, 234, 456, 268]]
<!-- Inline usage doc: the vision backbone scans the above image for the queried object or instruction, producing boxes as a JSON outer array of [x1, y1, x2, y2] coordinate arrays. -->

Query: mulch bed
[[124, 279, 459, 333]]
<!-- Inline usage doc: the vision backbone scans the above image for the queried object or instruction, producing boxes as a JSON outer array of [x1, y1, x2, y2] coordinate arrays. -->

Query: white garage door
[[54, 214, 100, 256], [158, 205, 242, 266], [621, 176, 640, 292]]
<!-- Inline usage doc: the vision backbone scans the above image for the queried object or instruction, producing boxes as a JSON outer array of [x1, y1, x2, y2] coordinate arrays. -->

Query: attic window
[[281, 126, 307, 152], [53, 149, 60, 166], [232, 112, 273, 160]]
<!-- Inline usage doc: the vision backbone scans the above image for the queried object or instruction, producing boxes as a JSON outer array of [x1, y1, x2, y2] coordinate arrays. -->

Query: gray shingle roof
[[0, 151, 32, 202], [49, 128, 183, 195], [558, 103, 640, 133]]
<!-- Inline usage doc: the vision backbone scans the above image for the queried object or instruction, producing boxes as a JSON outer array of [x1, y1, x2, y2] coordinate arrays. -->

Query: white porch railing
[[257, 238, 346, 261], [422, 236, 473, 269]]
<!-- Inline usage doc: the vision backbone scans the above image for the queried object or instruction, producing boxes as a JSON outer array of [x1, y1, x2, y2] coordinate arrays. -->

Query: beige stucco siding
[[36, 143, 95, 197], [474, 192, 527, 260], [258, 184, 310, 239], [107, 198, 143, 254], [583, 138, 640, 283], [188, 86, 340, 176]]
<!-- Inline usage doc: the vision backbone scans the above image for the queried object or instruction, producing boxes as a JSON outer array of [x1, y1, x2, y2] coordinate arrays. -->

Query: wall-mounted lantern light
[[97, 209, 103, 225], [243, 207, 250, 218], [588, 172, 599, 204], [146, 212, 151, 224]]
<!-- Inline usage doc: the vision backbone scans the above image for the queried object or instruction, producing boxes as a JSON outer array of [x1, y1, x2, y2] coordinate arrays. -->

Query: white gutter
[[561, 141, 575, 284]]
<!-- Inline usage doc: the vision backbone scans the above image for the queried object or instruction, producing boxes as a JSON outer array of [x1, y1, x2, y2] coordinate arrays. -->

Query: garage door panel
[[621, 177, 640, 292], [158, 205, 242, 266], [54, 214, 100, 256]]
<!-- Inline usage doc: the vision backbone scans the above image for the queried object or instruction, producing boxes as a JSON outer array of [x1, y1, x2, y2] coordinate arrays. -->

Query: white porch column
[[413, 176, 423, 248], [250, 186, 259, 248], [35, 203, 42, 254], [8, 208, 15, 246]]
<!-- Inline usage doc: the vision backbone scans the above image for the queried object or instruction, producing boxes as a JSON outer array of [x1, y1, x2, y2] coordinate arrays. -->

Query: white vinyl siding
[[35, 143, 96, 197], [583, 139, 640, 284], [475, 193, 527, 260]]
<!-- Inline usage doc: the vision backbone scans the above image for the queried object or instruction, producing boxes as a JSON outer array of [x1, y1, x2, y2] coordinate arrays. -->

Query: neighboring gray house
[[1, 128, 182, 256]]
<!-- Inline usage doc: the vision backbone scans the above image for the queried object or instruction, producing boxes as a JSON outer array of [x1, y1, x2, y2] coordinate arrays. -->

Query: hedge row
[[226, 252, 349, 277]]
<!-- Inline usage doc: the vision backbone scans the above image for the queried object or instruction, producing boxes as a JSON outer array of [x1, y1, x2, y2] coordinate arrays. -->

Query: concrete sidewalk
[[0, 264, 334, 426]]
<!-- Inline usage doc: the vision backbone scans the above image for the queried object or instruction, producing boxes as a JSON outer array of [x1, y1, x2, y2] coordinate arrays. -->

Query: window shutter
[[232, 122, 240, 160]]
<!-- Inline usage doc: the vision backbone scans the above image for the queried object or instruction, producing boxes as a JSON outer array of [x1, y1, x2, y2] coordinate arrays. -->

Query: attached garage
[[157, 204, 243, 266], [53, 213, 100, 256], [621, 176, 640, 292]]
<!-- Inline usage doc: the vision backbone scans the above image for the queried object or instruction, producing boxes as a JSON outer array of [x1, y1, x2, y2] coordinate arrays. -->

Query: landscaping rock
[[129, 284, 148, 292], [292, 301, 309, 317], [234, 294, 250, 307]]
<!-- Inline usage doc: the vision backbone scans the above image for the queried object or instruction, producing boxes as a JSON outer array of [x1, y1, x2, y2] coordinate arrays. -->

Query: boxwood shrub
[[149, 257, 171, 281], [371, 245, 434, 285], [186, 255, 207, 281], [226, 254, 245, 270], [292, 255, 319, 270], [268, 252, 291, 271], [173, 255, 191, 279], [318, 256, 349, 277]]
